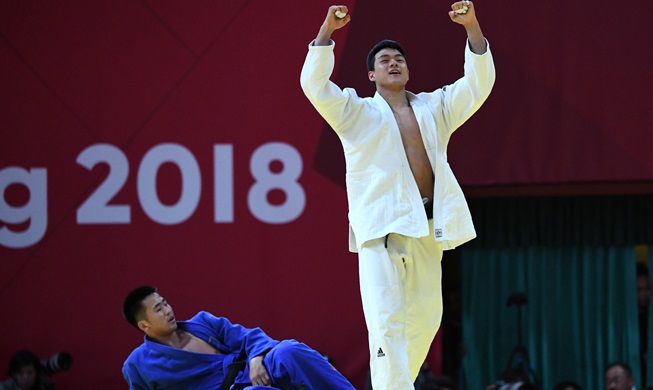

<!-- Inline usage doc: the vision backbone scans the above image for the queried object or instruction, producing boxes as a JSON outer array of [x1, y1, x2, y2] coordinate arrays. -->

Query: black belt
[[424, 201, 433, 220], [218, 357, 246, 390]]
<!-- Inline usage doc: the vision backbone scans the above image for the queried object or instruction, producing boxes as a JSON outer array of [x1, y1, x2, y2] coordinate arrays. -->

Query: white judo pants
[[358, 220, 443, 390]]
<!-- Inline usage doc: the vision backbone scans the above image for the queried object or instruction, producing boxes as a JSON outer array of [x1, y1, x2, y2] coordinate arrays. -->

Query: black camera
[[41, 352, 73, 376]]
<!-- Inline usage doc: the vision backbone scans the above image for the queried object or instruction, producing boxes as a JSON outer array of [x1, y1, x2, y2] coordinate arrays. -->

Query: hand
[[315, 5, 351, 46], [248, 355, 271, 386], [448, 1, 477, 26], [448, 0, 486, 54], [323, 5, 351, 31]]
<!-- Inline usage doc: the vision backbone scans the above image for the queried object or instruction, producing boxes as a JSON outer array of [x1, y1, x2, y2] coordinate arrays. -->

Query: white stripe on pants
[[358, 220, 443, 390]]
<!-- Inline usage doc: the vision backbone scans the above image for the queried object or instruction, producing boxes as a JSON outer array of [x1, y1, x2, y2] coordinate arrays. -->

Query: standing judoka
[[300, 3, 495, 389], [122, 286, 355, 390]]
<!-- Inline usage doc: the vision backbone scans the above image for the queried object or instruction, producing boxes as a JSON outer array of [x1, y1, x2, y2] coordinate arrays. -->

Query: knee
[[422, 308, 443, 332], [269, 339, 306, 362]]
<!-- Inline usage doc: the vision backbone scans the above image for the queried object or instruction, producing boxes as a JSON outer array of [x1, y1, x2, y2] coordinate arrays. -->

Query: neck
[[149, 328, 187, 348], [378, 88, 409, 111]]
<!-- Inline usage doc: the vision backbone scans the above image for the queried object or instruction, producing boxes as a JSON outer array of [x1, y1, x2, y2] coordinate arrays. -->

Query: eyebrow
[[377, 53, 405, 60], [152, 297, 166, 310]]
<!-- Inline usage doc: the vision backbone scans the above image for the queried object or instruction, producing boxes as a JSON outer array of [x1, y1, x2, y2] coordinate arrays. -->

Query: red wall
[[1, 0, 651, 388]]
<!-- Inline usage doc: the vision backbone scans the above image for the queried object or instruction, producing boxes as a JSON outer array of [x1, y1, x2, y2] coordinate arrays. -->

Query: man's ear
[[137, 320, 149, 333], [368, 71, 375, 82]]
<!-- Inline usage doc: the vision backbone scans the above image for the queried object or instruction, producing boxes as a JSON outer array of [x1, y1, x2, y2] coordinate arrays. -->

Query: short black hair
[[8, 350, 41, 377], [604, 361, 633, 377], [123, 285, 157, 329], [554, 381, 582, 390], [366, 39, 407, 71]]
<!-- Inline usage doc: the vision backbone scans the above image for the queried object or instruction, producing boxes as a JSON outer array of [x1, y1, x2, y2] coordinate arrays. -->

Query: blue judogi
[[123, 311, 354, 390]]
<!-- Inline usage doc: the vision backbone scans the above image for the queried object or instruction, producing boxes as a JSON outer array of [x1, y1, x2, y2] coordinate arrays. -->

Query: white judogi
[[359, 221, 444, 388], [301, 39, 495, 390]]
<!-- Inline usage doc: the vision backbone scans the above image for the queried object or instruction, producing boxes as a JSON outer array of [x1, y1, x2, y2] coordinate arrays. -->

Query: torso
[[179, 330, 221, 354], [392, 104, 434, 201]]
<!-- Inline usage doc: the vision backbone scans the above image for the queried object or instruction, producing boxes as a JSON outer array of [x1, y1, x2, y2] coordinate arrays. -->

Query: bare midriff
[[392, 105, 434, 202]]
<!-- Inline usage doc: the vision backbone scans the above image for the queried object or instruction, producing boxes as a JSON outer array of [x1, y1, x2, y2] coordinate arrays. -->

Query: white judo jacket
[[300, 39, 495, 252]]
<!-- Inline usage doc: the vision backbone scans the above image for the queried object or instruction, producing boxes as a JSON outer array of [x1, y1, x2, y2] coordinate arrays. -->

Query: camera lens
[[41, 352, 73, 375]]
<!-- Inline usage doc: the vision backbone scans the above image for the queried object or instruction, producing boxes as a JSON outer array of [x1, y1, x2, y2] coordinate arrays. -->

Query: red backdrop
[[1, 1, 651, 388]]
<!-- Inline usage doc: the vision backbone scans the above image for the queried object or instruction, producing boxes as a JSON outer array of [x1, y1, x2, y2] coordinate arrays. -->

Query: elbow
[[489, 67, 497, 88], [479, 67, 496, 98], [299, 72, 309, 93], [299, 73, 319, 101]]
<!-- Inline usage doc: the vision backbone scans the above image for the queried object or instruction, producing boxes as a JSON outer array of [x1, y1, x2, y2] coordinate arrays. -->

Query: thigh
[[406, 230, 443, 298], [358, 237, 407, 328], [264, 340, 354, 390], [404, 228, 444, 373]]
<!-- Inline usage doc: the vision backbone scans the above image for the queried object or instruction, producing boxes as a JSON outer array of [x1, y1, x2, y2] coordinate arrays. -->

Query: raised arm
[[314, 5, 351, 46], [448, 1, 487, 54]]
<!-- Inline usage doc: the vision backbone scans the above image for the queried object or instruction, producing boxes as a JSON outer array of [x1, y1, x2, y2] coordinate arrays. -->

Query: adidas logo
[[377, 348, 385, 357]]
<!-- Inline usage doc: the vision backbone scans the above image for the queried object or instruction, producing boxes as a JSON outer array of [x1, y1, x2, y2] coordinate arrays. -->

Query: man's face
[[13, 365, 36, 389], [604, 366, 634, 390], [138, 293, 177, 337], [368, 48, 409, 88]]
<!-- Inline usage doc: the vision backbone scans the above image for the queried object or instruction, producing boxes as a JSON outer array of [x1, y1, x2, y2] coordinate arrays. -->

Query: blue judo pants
[[237, 340, 355, 390]]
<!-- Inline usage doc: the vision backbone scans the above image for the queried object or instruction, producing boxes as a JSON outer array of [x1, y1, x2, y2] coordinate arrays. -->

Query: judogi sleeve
[[199, 312, 279, 358], [300, 40, 367, 135], [421, 39, 495, 140], [123, 359, 148, 390]]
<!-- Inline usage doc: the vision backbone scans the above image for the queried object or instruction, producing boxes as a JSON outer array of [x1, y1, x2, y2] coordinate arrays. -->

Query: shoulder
[[0, 379, 18, 390], [122, 343, 149, 381], [414, 90, 445, 111], [187, 311, 228, 324], [415, 89, 444, 101], [124, 342, 148, 365], [342, 87, 362, 98], [181, 311, 234, 332]]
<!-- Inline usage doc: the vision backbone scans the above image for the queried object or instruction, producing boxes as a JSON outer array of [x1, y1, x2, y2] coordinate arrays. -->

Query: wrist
[[249, 355, 263, 364], [463, 20, 481, 35]]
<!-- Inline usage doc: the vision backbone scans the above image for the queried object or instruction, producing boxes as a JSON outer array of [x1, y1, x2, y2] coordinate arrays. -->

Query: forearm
[[315, 23, 335, 46], [449, 1, 486, 54], [314, 6, 349, 46], [465, 21, 486, 54]]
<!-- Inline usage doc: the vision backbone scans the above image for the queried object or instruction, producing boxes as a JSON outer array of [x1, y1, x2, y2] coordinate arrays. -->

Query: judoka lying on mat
[[122, 285, 355, 390]]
